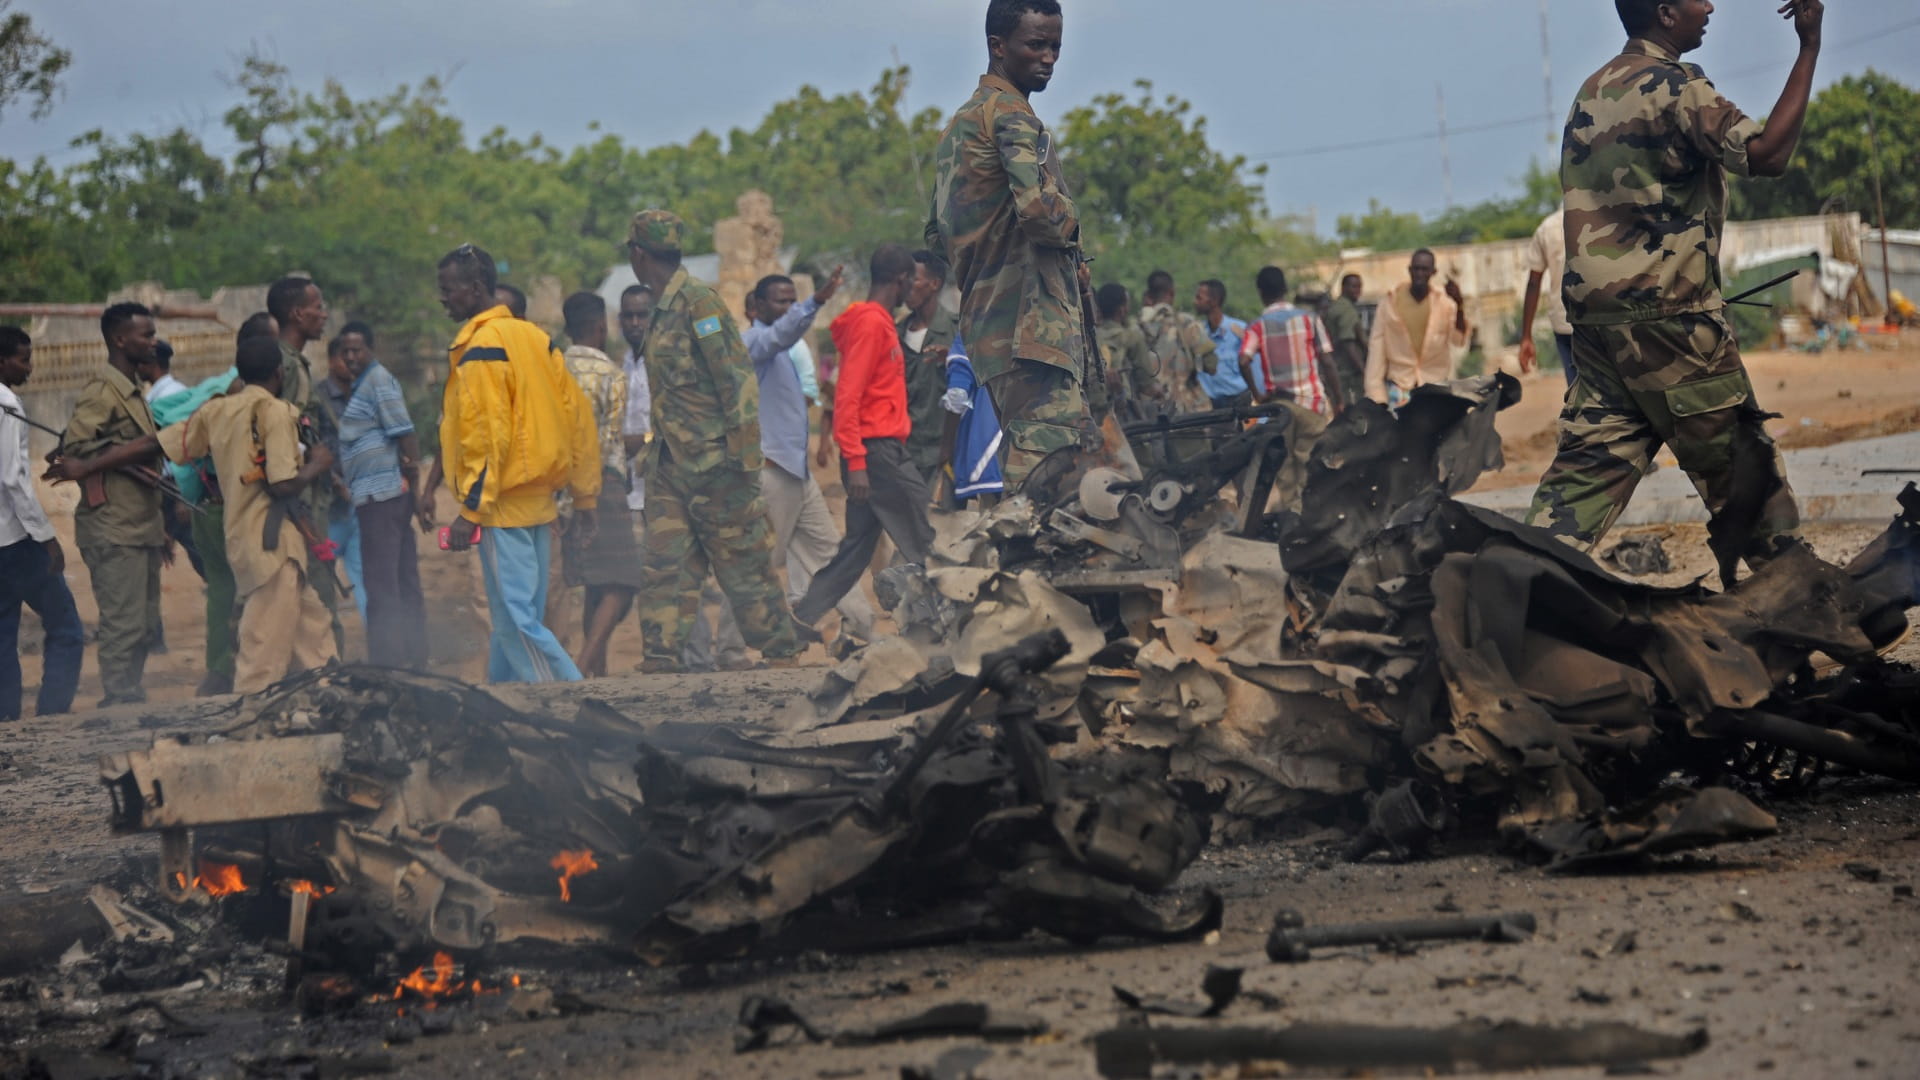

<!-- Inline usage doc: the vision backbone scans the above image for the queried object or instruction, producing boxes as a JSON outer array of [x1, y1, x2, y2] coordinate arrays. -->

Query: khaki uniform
[[62, 365, 164, 704], [636, 266, 798, 663], [1528, 37, 1797, 564], [161, 384, 336, 694]]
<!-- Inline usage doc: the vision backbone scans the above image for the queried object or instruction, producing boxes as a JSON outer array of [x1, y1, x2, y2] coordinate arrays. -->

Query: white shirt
[[145, 373, 189, 402], [1526, 209, 1573, 336], [622, 347, 652, 511], [0, 383, 57, 546]]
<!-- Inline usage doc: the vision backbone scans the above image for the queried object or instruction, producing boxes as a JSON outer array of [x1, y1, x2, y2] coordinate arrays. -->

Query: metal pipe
[[1266, 908, 1536, 962]]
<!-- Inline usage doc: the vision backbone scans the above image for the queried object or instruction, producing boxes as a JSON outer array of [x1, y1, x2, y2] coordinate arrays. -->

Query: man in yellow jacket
[[436, 244, 601, 683]]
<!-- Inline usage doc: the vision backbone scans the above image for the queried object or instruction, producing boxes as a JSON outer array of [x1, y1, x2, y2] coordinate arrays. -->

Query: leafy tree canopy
[[0, 1, 68, 122]]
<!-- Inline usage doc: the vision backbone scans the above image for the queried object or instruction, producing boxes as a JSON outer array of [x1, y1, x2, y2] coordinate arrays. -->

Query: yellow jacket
[[442, 306, 600, 528]]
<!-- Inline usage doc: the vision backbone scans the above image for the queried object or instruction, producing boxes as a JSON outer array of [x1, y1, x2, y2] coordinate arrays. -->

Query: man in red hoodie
[[792, 245, 935, 629]]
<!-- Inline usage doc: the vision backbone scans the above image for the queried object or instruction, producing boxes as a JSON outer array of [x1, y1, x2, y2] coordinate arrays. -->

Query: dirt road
[[4, 519, 1919, 1078]]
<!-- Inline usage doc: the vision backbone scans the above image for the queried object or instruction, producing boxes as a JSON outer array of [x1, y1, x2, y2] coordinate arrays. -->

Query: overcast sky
[[4, 0, 1915, 232]]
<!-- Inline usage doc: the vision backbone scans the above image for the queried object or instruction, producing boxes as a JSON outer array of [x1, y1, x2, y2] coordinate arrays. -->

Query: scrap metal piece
[[1113, 965, 1244, 1018], [1265, 908, 1536, 963], [1091, 1020, 1707, 1079], [1526, 786, 1779, 873], [100, 734, 353, 831], [1345, 780, 1451, 863]]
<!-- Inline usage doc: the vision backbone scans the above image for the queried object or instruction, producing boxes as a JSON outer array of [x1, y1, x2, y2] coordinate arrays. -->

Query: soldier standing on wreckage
[[624, 209, 810, 672], [927, 0, 1103, 487], [1527, 0, 1824, 570]]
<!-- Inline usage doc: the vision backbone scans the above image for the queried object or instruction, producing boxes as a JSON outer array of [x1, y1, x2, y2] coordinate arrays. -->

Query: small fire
[[550, 849, 599, 903], [395, 951, 459, 1000], [288, 879, 336, 897], [174, 859, 248, 897]]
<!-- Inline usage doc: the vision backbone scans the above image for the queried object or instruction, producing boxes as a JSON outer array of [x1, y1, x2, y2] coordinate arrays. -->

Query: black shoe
[[195, 672, 234, 697], [790, 617, 824, 645]]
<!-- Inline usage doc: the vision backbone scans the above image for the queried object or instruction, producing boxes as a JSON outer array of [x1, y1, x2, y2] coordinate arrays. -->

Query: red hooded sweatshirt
[[829, 301, 910, 471]]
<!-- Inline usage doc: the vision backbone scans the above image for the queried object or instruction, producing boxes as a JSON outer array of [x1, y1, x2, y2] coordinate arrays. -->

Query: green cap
[[628, 209, 687, 253]]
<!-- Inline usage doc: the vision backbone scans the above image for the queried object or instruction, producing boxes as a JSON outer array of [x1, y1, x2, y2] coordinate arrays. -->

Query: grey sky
[[3, 0, 1915, 233]]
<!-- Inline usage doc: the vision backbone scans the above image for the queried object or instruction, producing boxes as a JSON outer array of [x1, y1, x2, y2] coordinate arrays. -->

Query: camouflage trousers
[[637, 458, 800, 662], [1526, 311, 1799, 563], [986, 358, 1094, 487]]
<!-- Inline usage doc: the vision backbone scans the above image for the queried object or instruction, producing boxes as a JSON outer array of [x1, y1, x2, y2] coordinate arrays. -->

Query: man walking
[[1238, 267, 1332, 415], [624, 210, 806, 672], [1519, 207, 1575, 386], [558, 291, 645, 678], [335, 322, 429, 671], [899, 251, 957, 494], [60, 302, 165, 706], [1321, 274, 1367, 412], [1137, 270, 1214, 414], [793, 245, 937, 629], [1193, 279, 1251, 408], [927, 0, 1096, 486], [436, 243, 602, 683], [1364, 249, 1471, 406], [0, 328, 82, 723], [743, 268, 877, 644], [1528, 0, 1822, 567]]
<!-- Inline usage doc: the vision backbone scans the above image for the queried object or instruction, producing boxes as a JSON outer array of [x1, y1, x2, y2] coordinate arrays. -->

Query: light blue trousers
[[327, 514, 368, 619], [478, 524, 581, 684]]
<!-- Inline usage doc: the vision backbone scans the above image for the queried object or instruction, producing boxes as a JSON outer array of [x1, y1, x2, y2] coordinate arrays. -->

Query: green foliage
[[0, 58, 1288, 356], [0, 1, 69, 122], [1730, 71, 1919, 230], [1335, 159, 1559, 252]]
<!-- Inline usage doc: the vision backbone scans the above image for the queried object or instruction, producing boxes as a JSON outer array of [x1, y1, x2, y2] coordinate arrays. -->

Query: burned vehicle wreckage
[[94, 374, 1920, 983]]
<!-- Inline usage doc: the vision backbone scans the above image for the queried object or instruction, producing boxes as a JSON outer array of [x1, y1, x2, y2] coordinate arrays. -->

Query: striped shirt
[[1240, 303, 1331, 416], [337, 361, 415, 507]]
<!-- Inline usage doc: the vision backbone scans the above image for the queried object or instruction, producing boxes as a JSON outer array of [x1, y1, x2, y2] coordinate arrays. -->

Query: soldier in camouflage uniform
[[926, 0, 1097, 487], [1093, 283, 1157, 418], [1528, 0, 1824, 574], [625, 209, 803, 671], [1136, 270, 1216, 416]]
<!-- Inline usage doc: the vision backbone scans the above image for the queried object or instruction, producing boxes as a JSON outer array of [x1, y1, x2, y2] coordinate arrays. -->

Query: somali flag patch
[[694, 315, 724, 339]]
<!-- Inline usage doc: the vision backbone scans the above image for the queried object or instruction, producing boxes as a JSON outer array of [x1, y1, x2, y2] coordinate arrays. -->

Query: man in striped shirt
[[1238, 266, 1330, 417]]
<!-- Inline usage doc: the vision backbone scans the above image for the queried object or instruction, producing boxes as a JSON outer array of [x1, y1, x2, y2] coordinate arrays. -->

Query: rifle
[[1725, 269, 1801, 308], [4, 402, 203, 516], [1072, 250, 1143, 482]]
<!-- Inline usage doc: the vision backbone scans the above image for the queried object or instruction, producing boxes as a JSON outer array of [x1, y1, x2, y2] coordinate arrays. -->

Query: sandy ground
[[1479, 335, 1920, 491], [2, 520, 1918, 1078]]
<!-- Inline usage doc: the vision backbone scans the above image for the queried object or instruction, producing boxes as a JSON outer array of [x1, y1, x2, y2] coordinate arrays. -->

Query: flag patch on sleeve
[[694, 316, 723, 339]]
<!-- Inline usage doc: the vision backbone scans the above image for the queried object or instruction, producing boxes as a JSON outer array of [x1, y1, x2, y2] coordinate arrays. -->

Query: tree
[[1335, 160, 1558, 252], [0, 1, 68, 122], [1730, 71, 1919, 230]]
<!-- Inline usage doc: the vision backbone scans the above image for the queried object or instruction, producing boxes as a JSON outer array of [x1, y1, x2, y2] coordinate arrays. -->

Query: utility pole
[[1437, 83, 1453, 211], [1866, 82, 1893, 326], [1539, 0, 1556, 146]]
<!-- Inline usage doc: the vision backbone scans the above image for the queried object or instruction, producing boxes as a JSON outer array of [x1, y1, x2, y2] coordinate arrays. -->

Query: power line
[[1244, 15, 1920, 164]]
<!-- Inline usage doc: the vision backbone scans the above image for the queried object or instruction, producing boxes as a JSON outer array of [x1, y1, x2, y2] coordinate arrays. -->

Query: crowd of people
[[0, 0, 1827, 719]]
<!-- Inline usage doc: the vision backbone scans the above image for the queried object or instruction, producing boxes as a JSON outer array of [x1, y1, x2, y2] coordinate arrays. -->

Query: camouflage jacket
[[1136, 304, 1215, 413], [897, 306, 956, 476], [1095, 318, 1158, 403], [925, 74, 1085, 386], [1563, 38, 1762, 326], [640, 266, 762, 475]]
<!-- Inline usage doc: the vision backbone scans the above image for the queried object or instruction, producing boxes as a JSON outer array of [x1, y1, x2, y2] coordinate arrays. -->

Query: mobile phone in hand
[[437, 522, 481, 551]]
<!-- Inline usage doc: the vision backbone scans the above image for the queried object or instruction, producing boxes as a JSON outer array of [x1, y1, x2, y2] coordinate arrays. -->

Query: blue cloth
[[1555, 332, 1577, 387], [0, 537, 83, 720], [790, 339, 819, 402], [337, 362, 414, 508], [477, 524, 581, 684], [326, 514, 367, 619], [745, 298, 823, 479], [944, 335, 1004, 501], [151, 367, 238, 504], [1196, 315, 1250, 400]]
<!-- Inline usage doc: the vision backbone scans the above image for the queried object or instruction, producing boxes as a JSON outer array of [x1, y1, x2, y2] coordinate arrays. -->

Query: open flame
[[550, 849, 599, 902], [174, 858, 248, 898], [288, 879, 335, 897], [387, 953, 522, 1004]]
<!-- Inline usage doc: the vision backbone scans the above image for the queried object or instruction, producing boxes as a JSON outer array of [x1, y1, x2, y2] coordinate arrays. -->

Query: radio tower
[[1540, 0, 1556, 146]]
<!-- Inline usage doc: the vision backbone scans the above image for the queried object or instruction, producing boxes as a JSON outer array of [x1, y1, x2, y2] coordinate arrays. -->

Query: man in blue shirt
[[1193, 279, 1252, 408], [740, 269, 876, 643], [335, 323, 428, 670]]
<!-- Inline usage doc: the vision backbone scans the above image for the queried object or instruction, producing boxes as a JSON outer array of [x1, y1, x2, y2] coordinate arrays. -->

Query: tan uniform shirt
[[160, 384, 305, 598], [62, 364, 164, 548]]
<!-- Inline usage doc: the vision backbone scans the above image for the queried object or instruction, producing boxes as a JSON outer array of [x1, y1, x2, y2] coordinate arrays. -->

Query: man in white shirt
[[0, 328, 84, 722], [1518, 208, 1576, 386], [139, 340, 189, 403]]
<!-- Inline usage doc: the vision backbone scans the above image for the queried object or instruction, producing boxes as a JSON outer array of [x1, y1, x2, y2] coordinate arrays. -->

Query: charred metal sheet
[[101, 735, 353, 830], [1525, 786, 1779, 872]]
